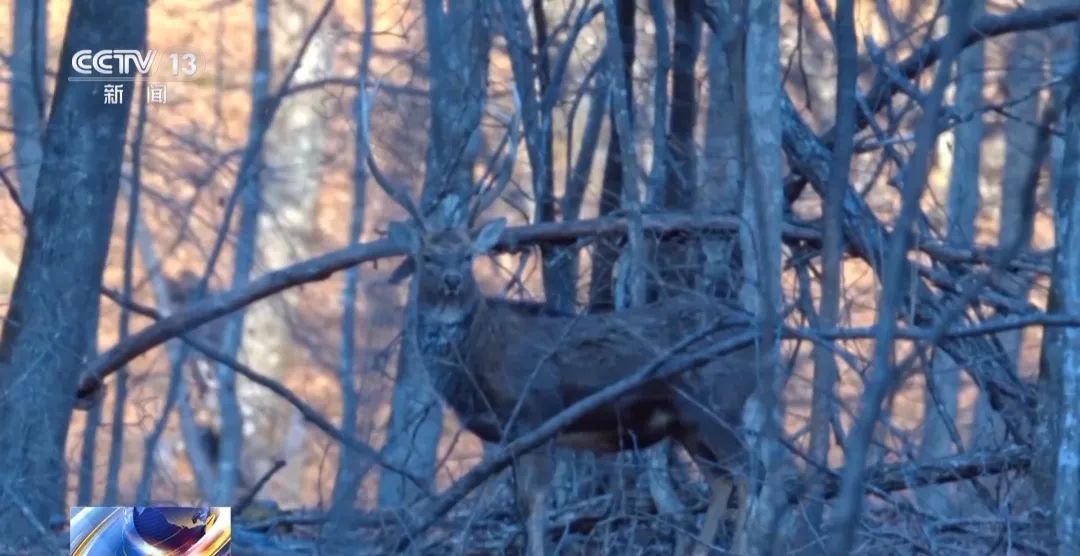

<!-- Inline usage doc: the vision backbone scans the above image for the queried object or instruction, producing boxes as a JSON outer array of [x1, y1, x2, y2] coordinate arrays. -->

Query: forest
[[1, 0, 1079, 554]]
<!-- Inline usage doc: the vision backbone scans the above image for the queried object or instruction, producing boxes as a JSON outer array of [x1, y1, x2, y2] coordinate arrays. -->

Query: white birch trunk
[[235, 3, 338, 504], [737, 0, 788, 552]]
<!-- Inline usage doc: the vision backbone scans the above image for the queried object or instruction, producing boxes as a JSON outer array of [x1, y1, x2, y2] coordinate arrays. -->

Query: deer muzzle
[[442, 272, 463, 294]]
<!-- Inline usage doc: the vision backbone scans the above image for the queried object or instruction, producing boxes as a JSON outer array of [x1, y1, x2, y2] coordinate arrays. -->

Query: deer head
[[388, 218, 506, 323]]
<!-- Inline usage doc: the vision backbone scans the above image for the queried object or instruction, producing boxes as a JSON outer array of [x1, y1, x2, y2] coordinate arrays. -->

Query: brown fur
[[391, 219, 758, 555]]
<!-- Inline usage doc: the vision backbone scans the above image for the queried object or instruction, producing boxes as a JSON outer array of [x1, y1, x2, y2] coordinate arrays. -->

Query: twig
[[234, 459, 287, 515], [94, 289, 429, 494]]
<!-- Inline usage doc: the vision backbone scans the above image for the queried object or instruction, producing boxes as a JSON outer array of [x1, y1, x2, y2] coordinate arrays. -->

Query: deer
[[385, 212, 762, 556]]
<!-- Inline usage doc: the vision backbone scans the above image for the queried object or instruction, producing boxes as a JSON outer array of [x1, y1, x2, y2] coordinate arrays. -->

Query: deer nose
[[443, 272, 463, 291]]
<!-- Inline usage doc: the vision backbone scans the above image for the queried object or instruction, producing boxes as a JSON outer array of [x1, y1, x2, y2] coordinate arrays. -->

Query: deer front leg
[[730, 476, 749, 554], [692, 473, 734, 556], [513, 444, 554, 556]]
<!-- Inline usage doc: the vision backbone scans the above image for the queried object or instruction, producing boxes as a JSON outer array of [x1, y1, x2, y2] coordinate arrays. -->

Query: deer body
[[392, 219, 756, 555]]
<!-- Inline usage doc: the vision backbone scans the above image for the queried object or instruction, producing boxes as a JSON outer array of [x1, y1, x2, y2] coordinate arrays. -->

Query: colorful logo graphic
[[70, 506, 231, 555]]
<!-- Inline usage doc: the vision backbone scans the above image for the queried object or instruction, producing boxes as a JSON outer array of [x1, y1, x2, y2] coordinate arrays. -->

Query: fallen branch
[[817, 444, 1031, 500]]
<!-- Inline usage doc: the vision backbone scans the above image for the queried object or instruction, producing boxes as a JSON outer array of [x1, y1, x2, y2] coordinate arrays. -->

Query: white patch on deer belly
[[644, 408, 676, 435]]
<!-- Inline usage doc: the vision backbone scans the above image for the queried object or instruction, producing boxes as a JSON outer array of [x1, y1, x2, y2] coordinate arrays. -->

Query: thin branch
[[96, 289, 427, 492], [839, 4, 1080, 139], [234, 459, 287, 515], [829, 4, 980, 548]]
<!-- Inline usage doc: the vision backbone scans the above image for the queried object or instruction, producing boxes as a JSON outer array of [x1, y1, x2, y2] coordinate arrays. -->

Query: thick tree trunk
[[379, 0, 492, 507], [700, 1, 745, 302], [1030, 9, 1077, 512], [653, 0, 702, 297], [0, 0, 146, 543], [236, 0, 338, 505]]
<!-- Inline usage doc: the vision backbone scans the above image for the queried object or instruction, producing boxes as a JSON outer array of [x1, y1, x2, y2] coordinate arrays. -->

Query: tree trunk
[[1050, 40, 1080, 550], [329, 0, 375, 524], [588, 0, 634, 311], [652, 0, 702, 298], [379, 0, 492, 507], [0, 0, 146, 542], [1030, 9, 1077, 513], [499, 0, 565, 311], [988, 5, 1050, 450], [700, 0, 745, 303], [918, 0, 985, 516], [204, 0, 274, 506], [736, 0, 787, 552], [9, 0, 47, 212], [805, 0, 857, 538], [236, 0, 338, 506]]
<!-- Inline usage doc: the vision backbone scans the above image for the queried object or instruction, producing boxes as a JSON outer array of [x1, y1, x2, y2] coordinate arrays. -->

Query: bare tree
[[379, 0, 493, 507], [205, 0, 275, 505], [918, 0, 986, 516], [0, 0, 146, 544], [735, 0, 788, 552], [237, 0, 339, 506], [9, 0, 47, 212], [806, 0, 856, 535], [588, 0, 635, 311], [328, 0, 374, 525], [700, 0, 745, 301], [828, 2, 977, 551], [1051, 39, 1080, 552]]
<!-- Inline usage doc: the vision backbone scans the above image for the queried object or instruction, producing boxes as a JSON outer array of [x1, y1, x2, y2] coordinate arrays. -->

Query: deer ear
[[472, 218, 506, 254], [388, 221, 421, 254]]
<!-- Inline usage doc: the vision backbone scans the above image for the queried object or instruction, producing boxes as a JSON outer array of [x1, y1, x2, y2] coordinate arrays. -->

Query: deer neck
[[414, 295, 504, 441], [415, 292, 483, 346], [413, 291, 487, 366]]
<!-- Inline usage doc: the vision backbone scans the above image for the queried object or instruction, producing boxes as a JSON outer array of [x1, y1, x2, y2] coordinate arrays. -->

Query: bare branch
[[367, 152, 426, 229]]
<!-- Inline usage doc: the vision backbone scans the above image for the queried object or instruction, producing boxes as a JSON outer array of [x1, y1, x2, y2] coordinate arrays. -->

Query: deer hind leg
[[513, 445, 554, 556], [675, 417, 748, 554]]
